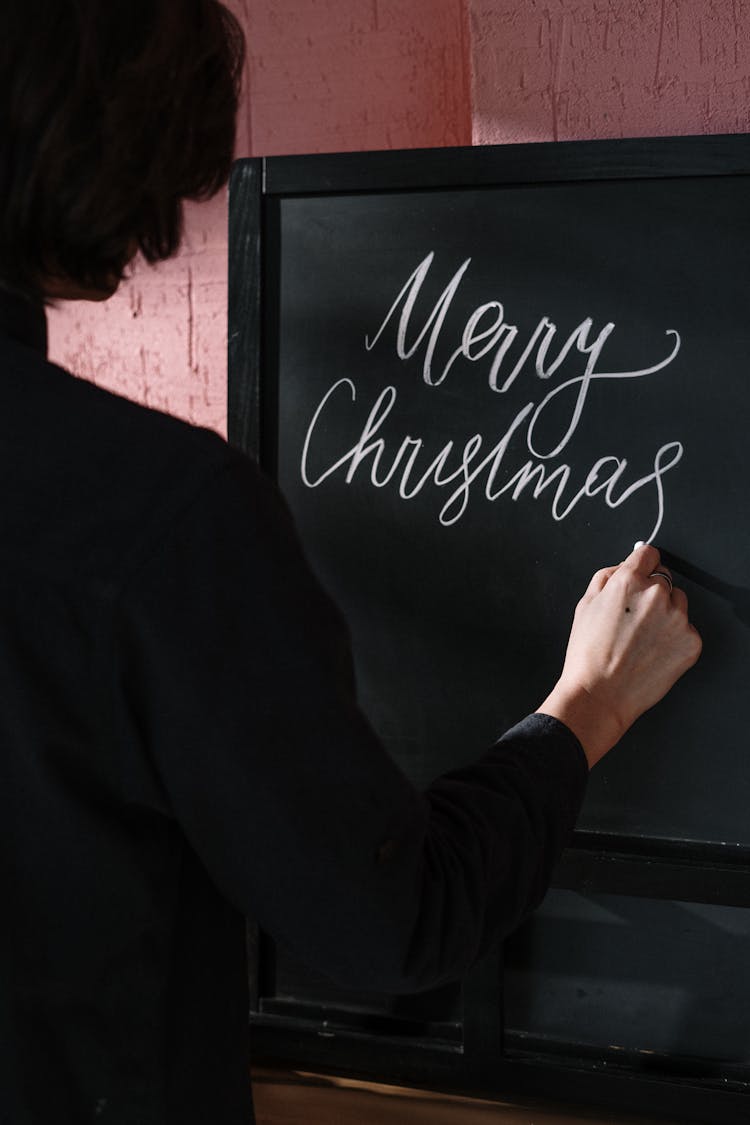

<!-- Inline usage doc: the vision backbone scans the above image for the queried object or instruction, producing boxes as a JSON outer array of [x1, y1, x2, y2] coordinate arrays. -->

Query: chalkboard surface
[[229, 136, 750, 1121], [244, 153, 750, 847]]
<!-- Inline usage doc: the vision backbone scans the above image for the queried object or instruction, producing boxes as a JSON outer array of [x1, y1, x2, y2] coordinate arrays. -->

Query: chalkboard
[[233, 139, 750, 847], [229, 135, 750, 1124]]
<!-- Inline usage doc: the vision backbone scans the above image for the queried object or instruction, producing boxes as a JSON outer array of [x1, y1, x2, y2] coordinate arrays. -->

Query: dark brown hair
[[0, 0, 245, 299]]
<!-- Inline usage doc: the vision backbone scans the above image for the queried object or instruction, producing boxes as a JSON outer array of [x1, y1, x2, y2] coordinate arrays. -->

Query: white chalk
[[633, 540, 646, 551]]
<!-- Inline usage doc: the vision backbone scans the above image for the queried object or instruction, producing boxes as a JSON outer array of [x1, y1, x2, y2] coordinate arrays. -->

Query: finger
[[670, 586, 688, 614], [584, 564, 619, 597], [645, 565, 673, 594], [624, 542, 662, 576], [688, 623, 703, 662]]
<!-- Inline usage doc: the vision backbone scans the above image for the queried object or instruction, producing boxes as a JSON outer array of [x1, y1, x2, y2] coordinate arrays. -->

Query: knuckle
[[609, 566, 630, 590], [668, 591, 685, 613], [641, 582, 663, 605]]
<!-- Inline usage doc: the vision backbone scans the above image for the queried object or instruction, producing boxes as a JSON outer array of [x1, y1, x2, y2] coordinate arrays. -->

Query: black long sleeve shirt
[[0, 289, 587, 1124]]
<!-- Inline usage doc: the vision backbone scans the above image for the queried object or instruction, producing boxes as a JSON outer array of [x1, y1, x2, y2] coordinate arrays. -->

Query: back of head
[[0, 0, 245, 301]]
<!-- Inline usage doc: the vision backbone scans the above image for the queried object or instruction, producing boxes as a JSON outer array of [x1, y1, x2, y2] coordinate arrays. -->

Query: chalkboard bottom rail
[[554, 837, 750, 907], [571, 832, 750, 863], [252, 1006, 750, 1093], [504, 1031, 750, 1092], [255, 1001, 463, 1050]]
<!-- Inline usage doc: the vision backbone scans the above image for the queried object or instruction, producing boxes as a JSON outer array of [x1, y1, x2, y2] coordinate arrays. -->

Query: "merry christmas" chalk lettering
[[300, 252, 684, 539]]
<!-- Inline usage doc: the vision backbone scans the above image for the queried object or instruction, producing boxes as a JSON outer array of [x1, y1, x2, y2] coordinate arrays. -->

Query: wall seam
[[460, 0, 476, 147]]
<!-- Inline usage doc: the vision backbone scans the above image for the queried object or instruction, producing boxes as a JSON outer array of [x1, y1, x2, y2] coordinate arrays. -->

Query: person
[[0, 3, 702, 1123]]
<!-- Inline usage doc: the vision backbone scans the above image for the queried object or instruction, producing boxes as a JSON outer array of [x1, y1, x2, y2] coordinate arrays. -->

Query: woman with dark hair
[[0, 3, 701, 1122], [1, 0, 244, 301]]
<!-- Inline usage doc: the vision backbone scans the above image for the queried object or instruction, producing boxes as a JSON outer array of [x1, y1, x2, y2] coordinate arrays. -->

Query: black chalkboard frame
[[228, 135, 750, 1124]]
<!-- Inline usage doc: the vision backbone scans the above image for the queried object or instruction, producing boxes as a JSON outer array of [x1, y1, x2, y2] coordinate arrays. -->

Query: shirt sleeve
[[112, 448, 588, 994]]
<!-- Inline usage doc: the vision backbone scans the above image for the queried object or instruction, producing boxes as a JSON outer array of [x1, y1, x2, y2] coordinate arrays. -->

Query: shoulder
[[0, 339, 271, 586], [65, 373, 271, 583]]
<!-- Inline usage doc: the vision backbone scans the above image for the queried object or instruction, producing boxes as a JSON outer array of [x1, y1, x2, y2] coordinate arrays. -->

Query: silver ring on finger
[[649, 569, 673, 594]]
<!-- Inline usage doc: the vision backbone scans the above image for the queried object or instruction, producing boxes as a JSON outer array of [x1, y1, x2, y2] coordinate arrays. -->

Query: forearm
[[390, 713, 587, 992]]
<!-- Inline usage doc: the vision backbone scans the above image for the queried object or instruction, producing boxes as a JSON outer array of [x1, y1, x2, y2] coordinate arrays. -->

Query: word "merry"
[[365, 251, 681, 460]]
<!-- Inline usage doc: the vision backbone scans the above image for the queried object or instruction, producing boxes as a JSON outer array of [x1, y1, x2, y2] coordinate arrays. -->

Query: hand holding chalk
[[538, 542, 702, 769]]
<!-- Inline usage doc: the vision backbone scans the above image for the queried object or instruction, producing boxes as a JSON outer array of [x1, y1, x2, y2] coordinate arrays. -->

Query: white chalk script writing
[[300, 252, 684, 539]]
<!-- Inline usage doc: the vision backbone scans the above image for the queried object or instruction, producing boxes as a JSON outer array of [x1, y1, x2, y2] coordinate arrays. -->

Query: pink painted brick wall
[[47, 2, 750, 433], [246, 0, 472, 154], [47, 195, 231, 428], [470, 0, 750, 144]]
